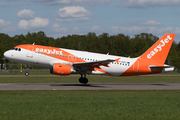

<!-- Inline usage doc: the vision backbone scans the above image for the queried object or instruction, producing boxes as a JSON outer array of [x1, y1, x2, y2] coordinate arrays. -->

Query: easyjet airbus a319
[[4, 33, 175, 84]]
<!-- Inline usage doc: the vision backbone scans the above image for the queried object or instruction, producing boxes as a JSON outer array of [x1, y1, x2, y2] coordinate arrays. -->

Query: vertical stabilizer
[[139, 33, 175, 65]]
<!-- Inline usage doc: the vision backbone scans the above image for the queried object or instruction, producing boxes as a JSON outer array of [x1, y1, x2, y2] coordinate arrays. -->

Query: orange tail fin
[[139, 33, 175, 65]]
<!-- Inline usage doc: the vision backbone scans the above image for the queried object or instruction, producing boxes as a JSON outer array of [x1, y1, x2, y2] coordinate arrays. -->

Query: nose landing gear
[[25, 72, 29, 76], [25, 65, 30, 76]]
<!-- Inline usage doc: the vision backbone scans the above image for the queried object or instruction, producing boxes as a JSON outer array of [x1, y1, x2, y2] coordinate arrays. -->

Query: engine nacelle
[[50, 63, 72, 75]]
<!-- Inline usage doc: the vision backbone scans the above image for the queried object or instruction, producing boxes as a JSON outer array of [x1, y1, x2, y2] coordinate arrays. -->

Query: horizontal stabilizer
[[149, 65, 174, 72]]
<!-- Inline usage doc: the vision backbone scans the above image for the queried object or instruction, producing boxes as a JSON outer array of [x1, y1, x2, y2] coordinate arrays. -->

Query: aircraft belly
[[99, 58, 137, 76], [100, 65, 128, 76]]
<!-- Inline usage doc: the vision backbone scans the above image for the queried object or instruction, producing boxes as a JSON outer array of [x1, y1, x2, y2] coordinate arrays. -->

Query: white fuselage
[[4, 47, 137, 76]]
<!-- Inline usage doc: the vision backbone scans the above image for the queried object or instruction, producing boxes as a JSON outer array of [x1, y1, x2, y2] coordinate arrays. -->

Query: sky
[[1, 0, 180, 43]]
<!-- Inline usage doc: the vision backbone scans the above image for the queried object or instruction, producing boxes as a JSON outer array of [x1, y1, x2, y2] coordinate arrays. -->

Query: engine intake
[[51, 63, 72, 75]]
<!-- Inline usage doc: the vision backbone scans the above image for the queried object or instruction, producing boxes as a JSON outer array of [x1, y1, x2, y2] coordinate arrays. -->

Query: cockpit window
[[12, 48, 21, 51]]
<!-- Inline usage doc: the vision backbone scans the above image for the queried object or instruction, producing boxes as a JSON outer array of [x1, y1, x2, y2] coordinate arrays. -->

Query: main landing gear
[[79, 74, 88, 84]]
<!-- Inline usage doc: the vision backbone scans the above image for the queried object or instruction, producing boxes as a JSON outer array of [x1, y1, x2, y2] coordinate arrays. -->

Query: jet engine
[[50, 63, 72, 75]]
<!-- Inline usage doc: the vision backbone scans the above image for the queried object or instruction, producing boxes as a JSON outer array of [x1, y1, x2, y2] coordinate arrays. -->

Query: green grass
[[0, 70, 51, 75], [0, 91, 180, 120], [0, 75, 180, 83]]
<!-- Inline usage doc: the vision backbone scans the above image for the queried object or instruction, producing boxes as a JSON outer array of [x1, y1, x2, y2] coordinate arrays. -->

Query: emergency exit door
[[27, 46, 34, 58]]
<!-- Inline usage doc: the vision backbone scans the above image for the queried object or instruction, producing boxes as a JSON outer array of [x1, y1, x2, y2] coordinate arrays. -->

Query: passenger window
[[18, 48, 21, 51]]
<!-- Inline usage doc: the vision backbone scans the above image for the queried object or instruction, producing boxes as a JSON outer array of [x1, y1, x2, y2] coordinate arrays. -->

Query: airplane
[[3, 33, 175, 84]]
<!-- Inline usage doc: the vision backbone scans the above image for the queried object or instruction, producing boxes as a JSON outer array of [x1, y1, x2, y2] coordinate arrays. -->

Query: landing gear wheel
[[25, 72, 29, 76], [79, 77, 88, 84], [83, 78, 88, 84], [79, 77, 84, 83]]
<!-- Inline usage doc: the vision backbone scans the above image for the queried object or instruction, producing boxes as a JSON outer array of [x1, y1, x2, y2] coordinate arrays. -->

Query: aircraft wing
[[73, 58, 120, 69]]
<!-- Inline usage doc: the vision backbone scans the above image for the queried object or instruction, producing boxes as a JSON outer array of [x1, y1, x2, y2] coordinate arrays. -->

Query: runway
[[0, 82, 180, 91]]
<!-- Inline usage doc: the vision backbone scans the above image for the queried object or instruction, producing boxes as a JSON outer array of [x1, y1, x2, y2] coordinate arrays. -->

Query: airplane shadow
[[50, 83, 105, 88], [50, 83, 169, 88], [149, 83, 168, 86]]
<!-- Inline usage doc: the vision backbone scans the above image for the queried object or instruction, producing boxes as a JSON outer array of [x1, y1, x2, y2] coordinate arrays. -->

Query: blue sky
[[1, 0, 180, 43]]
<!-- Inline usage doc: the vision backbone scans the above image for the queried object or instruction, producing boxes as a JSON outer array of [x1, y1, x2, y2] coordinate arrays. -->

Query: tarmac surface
[[0, 75, 180, 91], [0, 82, 180, 91]]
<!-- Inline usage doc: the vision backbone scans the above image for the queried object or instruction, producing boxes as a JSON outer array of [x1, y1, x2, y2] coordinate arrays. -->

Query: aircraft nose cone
[[3, 51, 8, 58], [3, 51, 11, 59]]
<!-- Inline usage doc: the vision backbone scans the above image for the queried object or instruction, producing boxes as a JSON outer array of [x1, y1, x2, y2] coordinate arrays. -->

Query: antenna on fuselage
[[33, 42, 35, 45], [107, 52, 109, 55]]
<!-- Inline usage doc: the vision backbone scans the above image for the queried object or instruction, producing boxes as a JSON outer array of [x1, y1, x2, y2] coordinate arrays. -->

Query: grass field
[[0, 91, 180, 120], [0, 72, 180, 120], [0, 75, 180, 83], [0, 69, 51, 75]]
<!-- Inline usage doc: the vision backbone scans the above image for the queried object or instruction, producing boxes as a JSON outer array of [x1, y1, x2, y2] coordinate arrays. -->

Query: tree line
[[0, 31, 180, 70]]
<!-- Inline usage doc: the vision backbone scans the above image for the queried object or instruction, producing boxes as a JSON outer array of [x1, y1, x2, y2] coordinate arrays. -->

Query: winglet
[[115, 58, 121, 63]]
